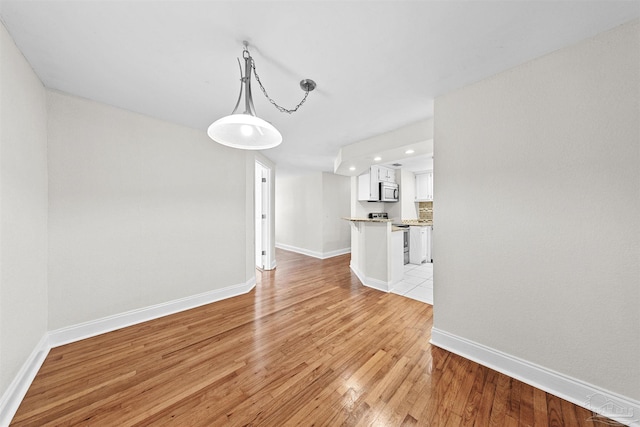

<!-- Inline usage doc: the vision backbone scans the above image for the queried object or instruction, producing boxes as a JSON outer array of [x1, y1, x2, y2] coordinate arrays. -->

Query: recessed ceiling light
[[349, 166, 356, 171], [405, 149, 415, 154], [374, 156, 382, 161]]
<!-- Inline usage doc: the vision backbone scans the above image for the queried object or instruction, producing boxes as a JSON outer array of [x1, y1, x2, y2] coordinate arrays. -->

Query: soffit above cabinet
[[334, 118, 433, 176], [382, 155, 433, 174]]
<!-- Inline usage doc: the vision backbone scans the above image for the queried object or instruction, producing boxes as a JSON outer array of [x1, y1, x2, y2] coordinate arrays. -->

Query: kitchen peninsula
[[344, 217, 405, 292]]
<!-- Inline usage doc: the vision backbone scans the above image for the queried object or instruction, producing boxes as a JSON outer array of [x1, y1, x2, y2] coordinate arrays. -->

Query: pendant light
[[208, 41, 316, 150]]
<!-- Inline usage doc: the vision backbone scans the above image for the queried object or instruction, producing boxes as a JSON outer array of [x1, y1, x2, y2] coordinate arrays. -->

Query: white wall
[[276, 170, 350, 258], [0, 22, 48, 395], [434, 19, 639, 401], [276, 171, 323, 255], [47, 91, 251, 330], [321, 172, 351, 254]]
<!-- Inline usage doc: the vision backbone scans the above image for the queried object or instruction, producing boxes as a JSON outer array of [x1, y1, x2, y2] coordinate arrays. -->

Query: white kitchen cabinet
[[415, 170, 433, 201], [409, 225, 432, 264], [357, 172, 379, 201], [370, 165, 380, 182], [377, 166, 396, 183], [358, 166, 397, 201], [358, 165, 396, 201]]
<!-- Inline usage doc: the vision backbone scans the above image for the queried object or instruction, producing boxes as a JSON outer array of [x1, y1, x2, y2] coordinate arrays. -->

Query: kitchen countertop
[[343, 218, 432, 227], [342, 217, 393, 223], [402, 220, 433, 226], [343, 218, 431, 231]]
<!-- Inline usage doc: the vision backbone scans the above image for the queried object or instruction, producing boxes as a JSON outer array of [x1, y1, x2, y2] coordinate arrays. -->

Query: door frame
[[255, 160, 273, 270]]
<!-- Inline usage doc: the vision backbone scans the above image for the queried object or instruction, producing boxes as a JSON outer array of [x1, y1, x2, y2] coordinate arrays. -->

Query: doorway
[[255, 160, 271, 270]]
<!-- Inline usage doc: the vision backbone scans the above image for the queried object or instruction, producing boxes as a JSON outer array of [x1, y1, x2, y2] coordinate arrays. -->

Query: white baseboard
[[276, 243, 350, 260], [322, 247, 351, 259], [349, 262, 391, 293], [0, 278, 255, 426], [48, 278, 256, 348], [0, 334, 50, 427], [431, 328, 640, 427]]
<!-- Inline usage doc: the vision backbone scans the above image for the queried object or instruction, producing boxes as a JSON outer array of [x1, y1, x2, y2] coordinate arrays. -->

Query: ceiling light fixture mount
[[207, 41, 316, 150]]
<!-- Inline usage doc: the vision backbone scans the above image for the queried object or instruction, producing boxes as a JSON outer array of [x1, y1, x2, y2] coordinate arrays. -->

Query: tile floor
[[391, 262, 433, 305]]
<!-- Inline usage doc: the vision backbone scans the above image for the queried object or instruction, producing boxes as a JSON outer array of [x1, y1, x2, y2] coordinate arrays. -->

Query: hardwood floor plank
[[459, 364, 485, 426], [518, 383, 535, 427], [449, 360, 480, 419], [445, 411, 463, 427], [546, 393, 564, 427], [431, 355, 471, 424], [506, 377, 521, 420], [488, 373, 511, 426], [417, 351, 455, 425], [473, 368, 498, 426], [10, 249, 621, 426], [379, 349, 434, 425], [533, 386, 549, 426]]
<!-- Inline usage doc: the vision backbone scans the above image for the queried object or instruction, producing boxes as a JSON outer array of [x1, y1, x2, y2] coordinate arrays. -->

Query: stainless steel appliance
[[403, 228, 409, 264], [393, 223, 410, 264], [379, 182, 399, 202], [368, 212, 388, 219]]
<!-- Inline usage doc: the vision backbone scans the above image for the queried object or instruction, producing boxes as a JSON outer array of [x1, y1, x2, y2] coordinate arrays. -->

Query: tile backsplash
[[418, 201, 433, 222]]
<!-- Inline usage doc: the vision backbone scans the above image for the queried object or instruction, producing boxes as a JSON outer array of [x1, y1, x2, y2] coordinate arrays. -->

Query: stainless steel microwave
[[379, 182, 399, 202]]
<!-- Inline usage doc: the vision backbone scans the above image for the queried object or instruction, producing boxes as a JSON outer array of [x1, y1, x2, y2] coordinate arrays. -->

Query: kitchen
[[345, 158, 434, 305], [274, 118, 434, 302]]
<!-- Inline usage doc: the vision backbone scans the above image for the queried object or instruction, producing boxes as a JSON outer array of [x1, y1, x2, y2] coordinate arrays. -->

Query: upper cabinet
[[415, 170, 433, 201], [358, 170, 379, 201], [358, 165, 397, 201], [376, 166, 396, 183]]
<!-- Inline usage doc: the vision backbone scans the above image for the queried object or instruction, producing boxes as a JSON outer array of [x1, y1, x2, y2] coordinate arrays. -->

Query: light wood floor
[[12, 249, 619, 426]]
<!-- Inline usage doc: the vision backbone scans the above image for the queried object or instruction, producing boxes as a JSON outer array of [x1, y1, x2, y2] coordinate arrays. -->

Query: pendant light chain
[[245, 48, 311, 115]]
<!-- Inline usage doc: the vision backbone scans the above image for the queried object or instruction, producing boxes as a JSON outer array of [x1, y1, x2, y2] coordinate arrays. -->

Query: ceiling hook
[[242, 40, 250, 59]]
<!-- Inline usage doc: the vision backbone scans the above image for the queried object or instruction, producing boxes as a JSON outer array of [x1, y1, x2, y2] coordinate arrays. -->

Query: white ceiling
[[1, 1, 638, 173]]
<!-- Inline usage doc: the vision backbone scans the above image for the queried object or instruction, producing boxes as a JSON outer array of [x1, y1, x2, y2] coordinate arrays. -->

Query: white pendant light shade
[[207, 114, 282, 150]]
